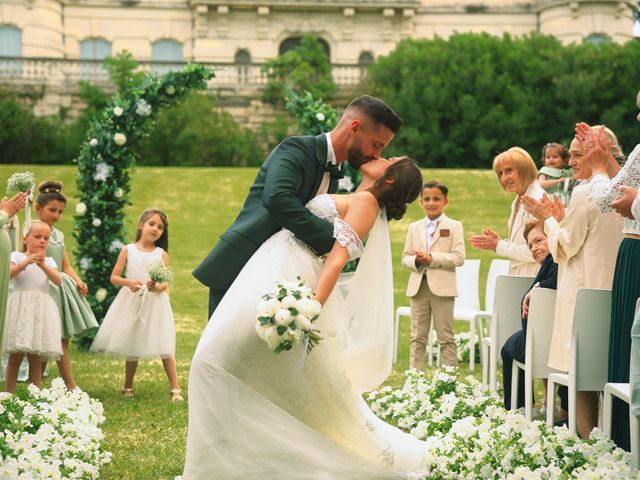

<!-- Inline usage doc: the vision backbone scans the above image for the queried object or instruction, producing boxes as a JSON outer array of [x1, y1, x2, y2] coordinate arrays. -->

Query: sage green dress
[[0, 211, 11, 352], [47, 228, 99, 339]]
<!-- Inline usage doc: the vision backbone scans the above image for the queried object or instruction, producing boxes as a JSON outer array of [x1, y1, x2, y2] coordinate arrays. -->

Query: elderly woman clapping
[[470, 147, 544, 276], [521, 125, 625, 439]]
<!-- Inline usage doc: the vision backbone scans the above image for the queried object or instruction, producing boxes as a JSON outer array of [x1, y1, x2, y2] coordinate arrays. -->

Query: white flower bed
[[369, 367, 636, 479], [0, 378, 111, 479]]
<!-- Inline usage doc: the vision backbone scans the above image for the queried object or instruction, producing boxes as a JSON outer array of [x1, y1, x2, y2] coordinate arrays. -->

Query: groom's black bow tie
[[325, 162, 344, 180]]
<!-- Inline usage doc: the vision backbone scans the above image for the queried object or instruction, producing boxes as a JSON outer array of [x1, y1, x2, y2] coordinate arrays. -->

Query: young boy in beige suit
[[401, 180, 465, 370]]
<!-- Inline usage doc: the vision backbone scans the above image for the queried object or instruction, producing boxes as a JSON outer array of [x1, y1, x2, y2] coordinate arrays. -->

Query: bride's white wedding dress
[[182, 194, 427, 479]]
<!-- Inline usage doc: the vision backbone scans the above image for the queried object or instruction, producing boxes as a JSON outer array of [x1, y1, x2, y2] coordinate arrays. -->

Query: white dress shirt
[[316, 132, 339, 196], [425, 214, 443, 250]]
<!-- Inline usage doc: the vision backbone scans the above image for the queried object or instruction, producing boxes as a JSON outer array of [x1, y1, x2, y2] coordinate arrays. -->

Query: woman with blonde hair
[[470, 147, 544, 276]]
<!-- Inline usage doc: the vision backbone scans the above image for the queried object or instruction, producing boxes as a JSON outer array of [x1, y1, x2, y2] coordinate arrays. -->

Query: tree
[[262, 35, 336, 105]]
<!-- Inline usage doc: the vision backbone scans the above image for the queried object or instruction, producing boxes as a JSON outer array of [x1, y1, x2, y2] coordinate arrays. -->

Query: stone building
[[0, 0, 636, 120]]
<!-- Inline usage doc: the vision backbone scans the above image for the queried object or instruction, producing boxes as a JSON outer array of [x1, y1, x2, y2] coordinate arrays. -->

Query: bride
[[182, 156, 425, 479]]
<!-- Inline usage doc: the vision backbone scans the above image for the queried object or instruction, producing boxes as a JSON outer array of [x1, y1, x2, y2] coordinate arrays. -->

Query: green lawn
[[1, 165, 513, 479]]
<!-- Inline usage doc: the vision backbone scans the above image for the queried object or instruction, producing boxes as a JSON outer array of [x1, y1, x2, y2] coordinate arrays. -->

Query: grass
[[1, 164, 513, 479]]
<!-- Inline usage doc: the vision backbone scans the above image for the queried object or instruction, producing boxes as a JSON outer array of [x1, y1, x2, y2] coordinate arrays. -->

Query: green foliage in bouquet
[[147, 260, 173, 285], [73, 64, 213, 347]]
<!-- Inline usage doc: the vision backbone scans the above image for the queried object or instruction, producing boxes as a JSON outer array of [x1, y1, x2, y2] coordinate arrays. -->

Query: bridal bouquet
[[6, 171, 36, 196], [255, 278, 322, 354], [147, 260, 173, 285]]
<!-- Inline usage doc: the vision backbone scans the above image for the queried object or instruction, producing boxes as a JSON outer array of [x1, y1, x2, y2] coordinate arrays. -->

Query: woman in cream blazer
[[523, 128, 624, 439], [470, 147, 543, 276]]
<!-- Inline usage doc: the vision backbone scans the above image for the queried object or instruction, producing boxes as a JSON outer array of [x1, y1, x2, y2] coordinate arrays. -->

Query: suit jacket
[[401, 214, 465, 297], [521, 253, 558, 332], [193, 134, 337, 293], [495, 180, 544, 277]]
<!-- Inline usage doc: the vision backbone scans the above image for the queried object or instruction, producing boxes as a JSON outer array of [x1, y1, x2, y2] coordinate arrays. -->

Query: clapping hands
[[0, 192, 28, 218], [469, 228, 500, 251], [521, 195, 565, 222]]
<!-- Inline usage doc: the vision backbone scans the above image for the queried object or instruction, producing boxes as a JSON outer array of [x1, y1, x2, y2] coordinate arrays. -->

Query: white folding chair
[[476, 259, 510, 354], [546, 288, 612, 434], [452, 259, 481, 370], [393, 306, 437, 365], [601, 297, 640, 469], [481, 275, 535, 390], [511, 288, 557, 420], [603, 383, 640, 469]]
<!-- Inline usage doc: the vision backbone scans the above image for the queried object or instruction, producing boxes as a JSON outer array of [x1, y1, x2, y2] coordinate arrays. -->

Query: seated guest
[[501, 220, 558, 411]]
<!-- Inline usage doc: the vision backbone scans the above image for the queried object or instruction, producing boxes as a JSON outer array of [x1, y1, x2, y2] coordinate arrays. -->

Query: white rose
[[263, 326, 281, 349], [165, 85, 176, 95], [280, 295, 297, 309], [316, 112, 325, 122], [95, 288, 107, 303], [296, 298, 316, 317], [274, 309, 292, 326], [113, 133, 127, 146], [113, 106, 124, 117], [310, 299, 322, 315], [294, 315, 312, 331], [75, 202, 87, 216], [298, 286, 312, 297], [89, 138, 98, 147], [92, 218, 102, 227], [114, 188, 124, 198], [257, 297, 281, 317]]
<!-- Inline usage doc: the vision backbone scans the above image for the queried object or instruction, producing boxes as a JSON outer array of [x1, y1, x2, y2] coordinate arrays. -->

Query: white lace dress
[[90, 244, 175, 360], [3, 252, 62, 359], [182, 194, 427, 480]]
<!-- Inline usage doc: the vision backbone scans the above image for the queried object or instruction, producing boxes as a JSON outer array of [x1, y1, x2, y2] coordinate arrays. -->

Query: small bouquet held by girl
[[255, 278, 322, 354]]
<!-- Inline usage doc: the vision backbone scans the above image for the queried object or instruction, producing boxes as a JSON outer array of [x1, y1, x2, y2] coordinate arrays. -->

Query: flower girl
[[90, 209, 182, 401], [4, 221, 62, 393], [35, 180, 99, 390]]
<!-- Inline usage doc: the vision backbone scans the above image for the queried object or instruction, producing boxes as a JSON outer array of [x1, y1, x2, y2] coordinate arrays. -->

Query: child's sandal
[[170, 389, 184, 402], [122, 387, 134, 398]]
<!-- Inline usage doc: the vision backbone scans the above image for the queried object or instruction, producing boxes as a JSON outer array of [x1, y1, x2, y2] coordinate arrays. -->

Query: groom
[[193, 95, 402, 316]]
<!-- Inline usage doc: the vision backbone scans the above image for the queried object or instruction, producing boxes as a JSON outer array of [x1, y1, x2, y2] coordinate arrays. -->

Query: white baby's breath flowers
[[109, 239, 125, 252], [6, 171, 36, 197], [79, 257, 91, 270], [113, 106, 124, 117], [113, 133, 127, 146], [75, 202, 87, 216], [94, 162, 111, 182]]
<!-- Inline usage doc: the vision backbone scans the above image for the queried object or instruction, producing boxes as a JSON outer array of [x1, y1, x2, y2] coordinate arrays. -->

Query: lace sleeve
[[591, 144, 640, 212], [333, 218, 364, 260]]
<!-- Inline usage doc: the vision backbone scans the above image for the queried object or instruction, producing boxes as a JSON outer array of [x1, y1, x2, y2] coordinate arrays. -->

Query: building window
[[584, 33, 612, 45], [279, 36, 330, 59], [235, 49, 251, 84], [152, 39, 183, 73], [79, 38, 112, 81], [0, 25, 21, 57]]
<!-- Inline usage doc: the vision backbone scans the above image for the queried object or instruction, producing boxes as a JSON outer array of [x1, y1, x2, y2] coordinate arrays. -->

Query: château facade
[[0, 0, 636, 121]]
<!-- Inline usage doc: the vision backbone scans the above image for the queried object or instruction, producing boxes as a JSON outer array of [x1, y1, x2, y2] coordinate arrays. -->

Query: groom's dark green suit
[[193, 133, 339, 316]]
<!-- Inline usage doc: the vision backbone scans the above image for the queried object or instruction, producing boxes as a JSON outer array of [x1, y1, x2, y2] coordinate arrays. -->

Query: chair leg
[[602, 386, 613, 438], [630, 410, 640, 470], [482, 346, 489, 386], [568, 383, 577, 434], [489, 344, 497, 392], [546, 380, 556, 427], [524, 369, 533, 421], [510, 363, 520, 411], [469, 318, 476, 371]]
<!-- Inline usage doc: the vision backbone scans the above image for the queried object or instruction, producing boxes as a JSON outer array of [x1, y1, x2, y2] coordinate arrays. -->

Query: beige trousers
[[409, 277, 457, 370]]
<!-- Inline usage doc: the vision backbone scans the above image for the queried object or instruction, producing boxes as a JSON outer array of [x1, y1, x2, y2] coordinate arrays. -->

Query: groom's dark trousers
[[193, 134, 339, 318]]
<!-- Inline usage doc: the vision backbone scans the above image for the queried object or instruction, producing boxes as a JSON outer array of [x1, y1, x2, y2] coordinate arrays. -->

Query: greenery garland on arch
[[73, 64, 213, 345]]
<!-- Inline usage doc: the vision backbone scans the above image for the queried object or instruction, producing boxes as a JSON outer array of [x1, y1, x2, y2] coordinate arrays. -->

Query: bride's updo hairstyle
[[369, 156, 422, 220], [36, 180, 67, 207]]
